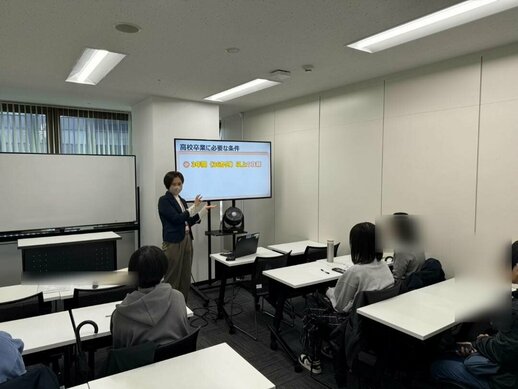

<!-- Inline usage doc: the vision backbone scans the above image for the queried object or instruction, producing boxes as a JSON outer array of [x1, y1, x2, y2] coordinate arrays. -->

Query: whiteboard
[[0, 153, 137, 232]]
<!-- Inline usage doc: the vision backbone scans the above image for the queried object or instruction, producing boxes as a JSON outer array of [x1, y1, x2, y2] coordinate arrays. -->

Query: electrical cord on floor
[[188, 274, 244, 328]]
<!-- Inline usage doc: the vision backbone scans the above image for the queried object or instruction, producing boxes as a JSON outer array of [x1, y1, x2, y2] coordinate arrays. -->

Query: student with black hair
[[299, 222, 394, 374], [111, 246, 189, 348], [158, 171, 216, 300], [326, 222, 395, 312], [390, 212, 425, 282]]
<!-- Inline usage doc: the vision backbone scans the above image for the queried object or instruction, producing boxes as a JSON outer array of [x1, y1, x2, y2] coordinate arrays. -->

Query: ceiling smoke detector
[[269, 69, 291, 82], [115, 23, 141, 34]]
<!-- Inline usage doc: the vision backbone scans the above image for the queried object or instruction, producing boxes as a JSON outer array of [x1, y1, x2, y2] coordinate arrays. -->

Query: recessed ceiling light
[[66, 48, 126, 85], [204, 79, 280, 102], [225, 47, 240, 54], [347, 0, 518, 53], [115, 23, 141, 34]]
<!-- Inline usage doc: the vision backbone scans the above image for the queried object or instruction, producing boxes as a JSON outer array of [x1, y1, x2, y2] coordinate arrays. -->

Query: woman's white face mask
[[170, 186, 182, 195], [169, 177, 183, 196]]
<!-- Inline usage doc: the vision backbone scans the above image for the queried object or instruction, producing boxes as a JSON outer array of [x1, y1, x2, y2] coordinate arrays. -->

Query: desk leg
[[216, 264, 235, 334], [268, 284, 303, 372]]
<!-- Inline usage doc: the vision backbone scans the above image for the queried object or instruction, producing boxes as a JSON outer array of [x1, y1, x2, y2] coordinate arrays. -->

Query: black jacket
[[473, 298, 518, 389], [402, 257, 445, 293], [158, 191, 200, 243]]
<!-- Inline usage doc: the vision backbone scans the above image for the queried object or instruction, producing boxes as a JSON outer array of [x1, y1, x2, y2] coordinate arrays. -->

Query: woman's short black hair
[[163, 171, 184, 189], [512, 241, 518, 270], [350, 222, 379, 265], [128, 246, 168, 288]]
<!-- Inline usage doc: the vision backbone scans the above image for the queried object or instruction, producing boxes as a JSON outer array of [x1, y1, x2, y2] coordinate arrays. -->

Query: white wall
[[237, 43, 518, 276], [132, 96, 220, 282]]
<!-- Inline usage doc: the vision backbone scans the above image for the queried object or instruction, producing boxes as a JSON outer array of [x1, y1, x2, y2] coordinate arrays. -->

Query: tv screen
[[174, 138, 272, 201]]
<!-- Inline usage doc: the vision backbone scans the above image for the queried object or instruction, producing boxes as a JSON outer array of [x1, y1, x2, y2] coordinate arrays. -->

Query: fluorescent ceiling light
[[66, 48, 126, 85], [204, 79, 280, 102], [348, 0, 518, 53]]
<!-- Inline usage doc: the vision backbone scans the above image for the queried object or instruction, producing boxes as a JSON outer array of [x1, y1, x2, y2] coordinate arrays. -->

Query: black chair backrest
[[67, 284, 136, 309], [154, 327, 201, 362], [304, 243, 340, 263], [360, 283, 403, 359], [103, 341, 157, 377], [0, 292, 50, 323], [252, 252, 290, 297], [363, 282, 402, 306]]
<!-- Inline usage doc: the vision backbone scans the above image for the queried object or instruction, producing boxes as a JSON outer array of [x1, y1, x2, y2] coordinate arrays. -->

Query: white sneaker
[[299, 353, 322, 375]]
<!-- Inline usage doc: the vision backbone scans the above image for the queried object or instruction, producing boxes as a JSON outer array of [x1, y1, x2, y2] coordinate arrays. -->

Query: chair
[[231, 252, 290, 340], [0, 365, 59, 389], [65, 284, 136, 310], [304, 243, 340, 263], [66, 285, 135, 377], [103, 341, 157, 377], [0, 292, 51, 323], [330, 283, 402, 387], [154, 327, 201, 362], [355, 283, 404, 386]]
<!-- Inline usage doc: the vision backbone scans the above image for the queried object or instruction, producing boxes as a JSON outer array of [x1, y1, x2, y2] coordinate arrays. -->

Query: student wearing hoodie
[[0, 331, 26, 384], [111, 246, 189, 348]]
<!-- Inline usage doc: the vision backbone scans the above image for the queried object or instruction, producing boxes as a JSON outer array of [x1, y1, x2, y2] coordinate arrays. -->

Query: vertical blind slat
[[0, 101, 130, 155]]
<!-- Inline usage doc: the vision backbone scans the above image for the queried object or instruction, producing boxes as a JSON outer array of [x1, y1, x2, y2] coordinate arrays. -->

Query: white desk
[[357, 278, 507, 341], [0, 311, 76, 354], [262, 255, 353, 372], [0, 284, 61, 303], [210, 247, 280, 267], [86, 343, 275, 389], [262, 256, 351, 289], [267, 240, 325, 256], [71, 301, 194, 341], [0, 267, 132, 303], [17, 232, 121, 248]]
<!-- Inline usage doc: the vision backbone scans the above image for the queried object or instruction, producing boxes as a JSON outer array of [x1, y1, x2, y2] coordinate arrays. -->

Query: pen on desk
[[320, 268, 330, 274]]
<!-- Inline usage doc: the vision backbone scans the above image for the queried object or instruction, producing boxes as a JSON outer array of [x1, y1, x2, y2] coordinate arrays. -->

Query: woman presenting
[[158, 171, 216, 301]]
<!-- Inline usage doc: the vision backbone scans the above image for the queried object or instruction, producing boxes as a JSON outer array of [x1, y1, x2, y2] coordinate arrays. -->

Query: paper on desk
[[37, 285, 72, 293]]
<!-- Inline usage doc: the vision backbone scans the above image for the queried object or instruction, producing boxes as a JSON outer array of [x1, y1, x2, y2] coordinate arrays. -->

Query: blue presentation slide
[[175, 139, 271, 201]]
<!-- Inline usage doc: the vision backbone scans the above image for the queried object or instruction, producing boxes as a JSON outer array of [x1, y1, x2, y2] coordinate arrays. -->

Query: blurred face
[[169, 177, 183, 196], [512, 264, 518, 284]]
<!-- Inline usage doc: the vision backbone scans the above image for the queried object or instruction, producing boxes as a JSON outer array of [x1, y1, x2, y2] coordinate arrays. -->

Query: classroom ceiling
[[1, 0, 518, 117]]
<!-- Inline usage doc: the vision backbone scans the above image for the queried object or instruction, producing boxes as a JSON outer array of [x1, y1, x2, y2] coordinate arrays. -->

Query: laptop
[[221, 233, 260, 260]]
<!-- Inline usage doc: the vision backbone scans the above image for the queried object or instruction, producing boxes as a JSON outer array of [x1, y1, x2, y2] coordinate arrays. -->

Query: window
[[0, 101, 131, 155], [0, 104, 47, 153]]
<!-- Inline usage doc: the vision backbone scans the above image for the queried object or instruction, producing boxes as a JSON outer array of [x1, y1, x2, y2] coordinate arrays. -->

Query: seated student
[[299, 222, 394, 374], [390, 212, 425, 282], [111, 246, 189, 348], [0, 331, 26, 384], [431, 247, 518, 389]]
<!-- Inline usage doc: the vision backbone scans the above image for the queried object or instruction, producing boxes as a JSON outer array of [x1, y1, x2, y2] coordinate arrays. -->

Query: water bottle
[[327, 239, 334, 263]]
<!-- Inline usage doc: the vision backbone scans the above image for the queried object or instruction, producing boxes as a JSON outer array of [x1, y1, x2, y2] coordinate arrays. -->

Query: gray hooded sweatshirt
[[111, 283, 189, 348]]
